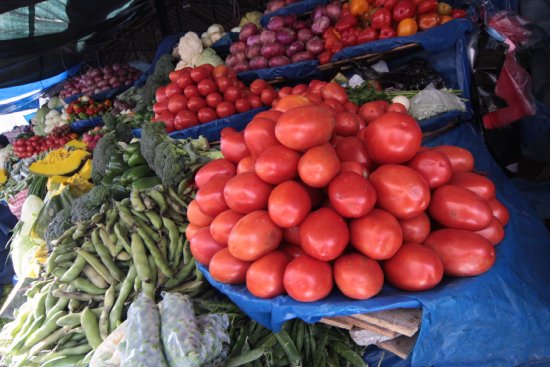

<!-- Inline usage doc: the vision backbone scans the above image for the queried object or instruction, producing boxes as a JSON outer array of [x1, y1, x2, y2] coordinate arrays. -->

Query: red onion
[[230, 41, 247, 54], [267, 16, 285, 32], [269, 55, 291, 67], [276, 27, 296, 45], [112, 64, 121, 71], [234, 52, 247, 64], [233, 62, 250, 73], [247, 34, 261, 47], [246, 45, 262, 59], [291, 51, 314, 63], [109, 77, 118, 85], [260, 29, 277, 44], [286, 40, 305, 57], [306, 37, 325, 54], [94, 76, 103, 83], [293, 20, 309, 30], [225, 54, 237, 67], [101, 85, 110, 91], [267, 0, 285, 12], [283, 14, 297, 26], [239, 23, 258, 42], [261, 42, 285, 59], [297, 28, 314, 42], [249, 56, 269, 70], [312, 5, 326, 21], [325, 3, 342, 23], [94, 88, 102, 94], [311, 16, 331, 34]]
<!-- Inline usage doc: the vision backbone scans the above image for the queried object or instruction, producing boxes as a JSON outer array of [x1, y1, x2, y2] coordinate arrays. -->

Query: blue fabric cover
[[70, 116, 104, 132], [199, 122, 550, 366], [237, 60, 321, 84], [260, 0, 327, 27]]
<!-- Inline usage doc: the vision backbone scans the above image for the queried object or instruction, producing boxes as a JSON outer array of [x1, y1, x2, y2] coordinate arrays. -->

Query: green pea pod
[[91, 230, 124, 282], [81, 307, 103, 349], [41, 354, 85, 367], [136, 228, 173, 278], [33, 292, 48, 320], [131, 233, 154, 299], [72, 278, 107, 295], [109, 265, 136, 333], [132, 176, 162, 190], [18, 311, 66, 354], [60, 254, 87, 283], [76, 249, 116, 284], [99, 284, 117, 339]]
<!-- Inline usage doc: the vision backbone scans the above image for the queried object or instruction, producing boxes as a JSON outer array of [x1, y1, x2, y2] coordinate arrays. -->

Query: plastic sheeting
[[70, 116, 104, 132], [199, 122, 550, 366], [260, 0, 327, 27]]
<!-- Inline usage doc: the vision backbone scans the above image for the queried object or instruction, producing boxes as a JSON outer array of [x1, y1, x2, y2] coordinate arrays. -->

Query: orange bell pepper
[[350, 0, 369, 16]]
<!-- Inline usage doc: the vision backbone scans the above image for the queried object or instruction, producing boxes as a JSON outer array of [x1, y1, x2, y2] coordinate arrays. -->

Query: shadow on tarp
[[200, 122, 550, 366]]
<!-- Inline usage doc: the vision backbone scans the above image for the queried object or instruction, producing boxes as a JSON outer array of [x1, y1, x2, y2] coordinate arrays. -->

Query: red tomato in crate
[[195, 174, 232, 217], [369, 165, 430, 220], [165, 82, 182, 99], [424, 229, 496, 277], [261, 88, 278, 106], [255, 110, 282, 121], [246, 251, 291, 299], [298, 143, 341, 188], [223, 172, 273, 214], [277, 86, 293, 99], [488, 198, 510, 226], [350, 208, 403, 260], [190, 66, 210, 83], [340, 161, 369, 178], [155, 86, 168, 103], [250, 79, 267, 96], [334, 253, 384, 300], [167, 94, 188, 114], [407, 148, 453, 189], [393, 0, 416, 22], [153, 100, 168, 115], [299, 208, 349, 261], [268, 181, 312, 228], [379, 26, 397, 40], [197, 107, 218, 124], [363, 112, 422, 164], [429, 185, 493, 231], [248, 95, 263, 109], [212, 64, 229, 78], [448, 172, 496, 201], [187, 96, 207, 112], [398, 211, 431, 243], [216, 77, 232, 93], [328, 171, 377, 218], [274, 94, 312, 112], [474, 217, 505, 246], [216, 101, 236, 118], [235, 99, 252, 113], [187, 199, 214, 227], [206, 92, 223, 108], [194, 158, 236, 189], [292, 84, 308, 95], [228, 210, 282, 261], [220, 131, 250, 164], [322, 82, 348, 104], [209, 248, 250, 284], [197, 79, 217, 96], [177, 71, 193, 89], [156, 112, 175, 132], [383, 243, 444, 291], [386, 102, 408, 114], [335, 136, 373, 170], [237, 156, 256, 174], [244, 117, 279, 158], [433, 145, 474, 173], [210, 209, 243, 245], [224, 86, 242, 103], [255, 145, 301, 185], [186, 223, 201, 241], [275, 106, 335, 151], [334, 111, 361, 136], [190, 227, 226, 266], [284, 255, 333, 302], [184, 85, 201, 99], [279, 243, 307, 258], [174, 110, 198, 131], [371, 8, 392, 30]]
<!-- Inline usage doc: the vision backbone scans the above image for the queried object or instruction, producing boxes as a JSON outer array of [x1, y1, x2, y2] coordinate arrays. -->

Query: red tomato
[[371, 8, 392, 29], [248, 95, 263, 109], [334, 253, 384, 299], [244, 117, 278, 158], [386, 102, 408, 114], [260, 88, 278, 106], [185, 223, 201, 241], [199, 63, 214, 72], [448, 172, 496, 201], [224, 86, 242, 103], [167, 94, 188, 114], [233, 98, 251, 114], [363, 112, 422, 164], [350, 208, 403, 260], [406, 149, 452, 189], [216, 76, 232, 93], [274, 95, 312, 112], [358, 101, 386, 123], [328, 171, 377, 218], [398, 211, 431, 243], [156, 112, 175, 132], [268, 181, 312, 228], [165, 82, 182, 99], [246, 251, 291, 298], [206, 92, 223, 108], [283, 226, 301, 246], [340, 161, 369, 178], [237, 156, 256, 174], [176, 71, 193, 89], [378, 26, 397, 39], [183, 85, 200, 99], [174, 110, 198, 131], [250, 79, 267, 96], [190, 227, 226, 266], [194, 158, 236, 188], [228, 210, 282, 261], [169, 69, 183, 82], [299, 208, 349, 261], [335, 136, 373, 170], [279, 243, 307, 258], [433, 145, 474, 173], [220, 127, 237, 137], [289, 84, 306, 95], [488, 198, 509, 226], [209, 248, 250, 284], [424, 229, 496, 277], [187, 96, 207, 112], [298, 143, 341, 188], [155, 86, 168, 103], [216, 101, 236, 118], [212, 64, 229, 79], [344, 101, 360, 114], [195, 174, 232, 216], [278, 86, 293, 98], [323, 98, 345, 113], [383, 243, 443, 291], [197, 79, 217, 97], [255, 145, 300, 185], [190, 66, 210, 83], [392, 0, 416, 22], [197, 107, 218, 123], [223, 172, 273, 214], [187, 199, 215, 227], [210, 209, 243, 245], [474, 217, 505, 246], [276, 106, 335, 151], [283, 255, 333, 302], [369, 165, 430, 220], [429, 185, 493, 231], [334, 111, 361, 136], [220, 131, 250, 164], [255, 110, 282, 121], [153, 100, 169, 115], [322, 82, 348, 104]]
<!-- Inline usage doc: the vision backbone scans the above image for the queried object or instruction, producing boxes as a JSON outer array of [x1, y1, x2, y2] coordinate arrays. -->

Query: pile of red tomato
[[152, 64, 277, 132], [12, 132, 78, 159], [186, 82, 508, 303]]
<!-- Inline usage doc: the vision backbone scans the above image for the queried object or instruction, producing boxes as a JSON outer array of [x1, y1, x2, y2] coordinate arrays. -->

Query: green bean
[[131, 206, 149, 223], [177, 178, 190, 196], [166, 208, 186, 223], [59, 254, 86, 283], [44, 284, 58, 313], [274, 329, 301, 367], [99, 284, 116, 339], [167, 197, 187, 214], [76, 249, 115, 284], [168, 186, 189, 209], [25, 280, 48, 298], [116, 250, 132, 261], [294, 321, 305, 355], [41, 354, 85, 367], [331, 342, 366, 367], [158, 236, 168, 262], [130, 232, 154, 297], [304, 326, 311, 362], [162, 217, 179, 262], [134, 274, 142, 293], [230, 328, 248, 358], [81, 307, 102, 349], [169, 279, 203, 293], [133, 209, 161, 241], [313, 330, 330, 367], [147, 189, 167, 214], [55, 252, 77, 263], [136, 227, 173, 277], [117, 205, 140, 230], [183, 237, 192, 264], [145, 210, 163, 230], [18, 311, 65, 354], [56, 308, 103, 328], [109, 264, 136, 333], [140, 192, 156, 210], [105, 207, 119, 231], [28, 325, 73, 357], [33, 292, 48, 320], [327, 353, 340, 367], [90, 231, 124, 282], [72, 222, 90, 241], [56, 331, 77, 348], [9, 309, 32, 339], [82, 264, 109, 289], [130, 187, 146, 211], [47, 292, 70, 316], [39, 344, 91, 364], [100, 202, 110, 213], [149, 255, 158, 288], [120, 197, 131, 206], [10, 314, 42, 353], [163, 257, 196, 289], [55, 226, 77, 245], [113, 222, 132, 253], [91, 211, 104, 224], [98, 228, 119, 257], [51, 289, 105, 302], [172, 235, 185, 269], [71, 278, 107, 295], [68, 298, 81, 313]]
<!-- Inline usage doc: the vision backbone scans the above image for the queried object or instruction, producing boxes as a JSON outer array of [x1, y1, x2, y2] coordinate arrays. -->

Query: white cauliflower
[[176, 32, 203, 69]]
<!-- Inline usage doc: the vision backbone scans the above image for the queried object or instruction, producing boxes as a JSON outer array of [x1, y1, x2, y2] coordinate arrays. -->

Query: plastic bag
[[408, 85, 467, 120]]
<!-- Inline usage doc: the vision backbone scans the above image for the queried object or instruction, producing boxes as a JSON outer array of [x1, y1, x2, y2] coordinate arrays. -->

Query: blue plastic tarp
[[199, 122, 550, 366], [70, 116, 104, 132], [260, 0, 327, 27], [237, 60, 321, 84]]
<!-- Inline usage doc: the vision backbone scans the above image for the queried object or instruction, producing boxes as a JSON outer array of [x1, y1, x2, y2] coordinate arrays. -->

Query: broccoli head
[[71, 185, 111, 224], [154, 54, 178, 79], [91, 133, 122, 184], [140, 121, 168, 165], [45, 208, 73, 252]]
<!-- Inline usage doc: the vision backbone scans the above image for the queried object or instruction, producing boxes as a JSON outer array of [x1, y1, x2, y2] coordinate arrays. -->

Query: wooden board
[[320, 317, 353, 330], [351, 308, 422, 337], [376, 332, 419, 360]]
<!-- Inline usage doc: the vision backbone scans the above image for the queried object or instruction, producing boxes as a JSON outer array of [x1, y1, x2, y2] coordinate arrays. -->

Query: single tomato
[[398, 211, 431, 243], [474, 217, 505, 246], [190, 227, 226, 266], [300, 208, 349, 261], [488, 198, 509, 226], [298, 143, 341, 188], [220, 130, 250, 164], [194, 158, 236, 188], [246, 251, 291, 298], [275, 106, 335, 151], [433, 145, 474, 173], [195, 174, 232, 217], [255, 144, 301, 185], [268, 181, 312, 228], [406, 148, 453, 189], [237, 156, 256, 174], [167, 94, 188, 114], [244, 117, 279, 158], [350, 208, 403, 260], [358, 101, 386, 123], [228, 210, 282, 261], [334, 253, 385, 300], [187, 199, 215, 227], [209, 248, 250, 284], [283, 255, 333, 302], [448, 172, 496, 201], [335, 136, 374, 170], [328, 171, 377, 218], [223, 172, 273, 214], [210, 209, 243, 245]]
